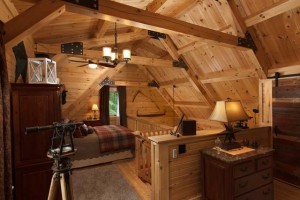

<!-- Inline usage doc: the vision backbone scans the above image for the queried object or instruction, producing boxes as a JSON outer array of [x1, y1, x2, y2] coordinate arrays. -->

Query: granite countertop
[[202, 147, 274, 163]]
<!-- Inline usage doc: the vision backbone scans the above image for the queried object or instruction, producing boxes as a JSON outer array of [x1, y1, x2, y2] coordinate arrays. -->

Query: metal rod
[[267, 73, 300, 79]]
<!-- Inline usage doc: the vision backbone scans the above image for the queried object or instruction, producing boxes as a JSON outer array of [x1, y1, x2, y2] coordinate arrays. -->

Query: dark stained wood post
[[0, 20, 13, 200]]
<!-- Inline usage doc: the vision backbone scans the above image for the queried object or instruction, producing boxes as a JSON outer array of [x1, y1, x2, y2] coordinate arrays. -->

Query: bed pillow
[[87, 126, 94, 134], [73, 127, 83, 138], [80, 124, 88, 136]]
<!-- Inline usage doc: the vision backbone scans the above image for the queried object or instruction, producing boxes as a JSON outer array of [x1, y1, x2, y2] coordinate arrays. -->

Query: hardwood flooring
[[115, 158, 300, 200], [116, 159, 151, 200], [274, 179, 300, 200]]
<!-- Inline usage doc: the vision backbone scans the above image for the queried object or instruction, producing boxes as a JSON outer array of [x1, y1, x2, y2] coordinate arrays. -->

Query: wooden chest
[[202, 148, 274, 200]]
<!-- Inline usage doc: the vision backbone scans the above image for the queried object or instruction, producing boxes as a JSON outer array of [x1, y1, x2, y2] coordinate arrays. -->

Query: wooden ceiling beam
[[146, 0, 168, 13], [176, 25, 232, 55], [64, 0, 248, 49], [35, 43, 175, 68], [136, 65, 183, 117], [200, 69, 258, 84], [168, 0, 199, 18], [268, 61, 300, 76], [63, 63, 127, 118], [159, 36, 215, 108], [94, 20, 111, 38], [3, 0, 66, 47], [159, 78, 190, 88], [174, 101, 210, 108], [111, 80, 149, 87], [83, 30, 149, 49], [244, 0, 300, 27], [228, 0, 271, 78], [35, 33, 90, 44]]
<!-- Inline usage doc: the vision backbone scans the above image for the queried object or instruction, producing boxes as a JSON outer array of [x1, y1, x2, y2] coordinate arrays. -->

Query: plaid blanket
[[93, 125, 135, 153]]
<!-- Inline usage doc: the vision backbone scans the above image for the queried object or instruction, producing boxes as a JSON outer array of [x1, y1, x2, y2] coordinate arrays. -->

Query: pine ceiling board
[[254, 8, 300, 67], [29, 11, 98, 43], [147, 38, 169, 53], [134, 40, 168, 57], [168, 34, 199, 49], [175, 85, 206, 102], [153, 0, 195, 16], [238, 0, 281, 17], [104, 22, 133, 35], [178, 0, 228, 31], [111, 65, 150, 82], [185, 46, 244, 74], [209, 81, 241, 100], [113, 0, 153, 9], [229, 78, 259, 102], [11, 0, 34, 13], [147, 67, 187, 83], [180, 107, 211, 120]]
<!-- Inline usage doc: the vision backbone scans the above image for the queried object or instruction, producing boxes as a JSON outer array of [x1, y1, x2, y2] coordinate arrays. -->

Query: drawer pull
[[239, 166, 248, 172], [239, 181, 248, 189], [261, 173, 270, 180]]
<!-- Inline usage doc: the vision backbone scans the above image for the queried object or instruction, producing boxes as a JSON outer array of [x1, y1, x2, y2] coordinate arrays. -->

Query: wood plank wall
[[150, 126, 272, 200], [127, 87, 177, 128]]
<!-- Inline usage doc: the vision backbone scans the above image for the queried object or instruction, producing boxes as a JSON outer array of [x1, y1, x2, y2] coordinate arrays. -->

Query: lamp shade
[[92, 104, 99, 111], [103, 47, 112, 58], [209, 100, 250, 123], [122, 49, 131, 60]]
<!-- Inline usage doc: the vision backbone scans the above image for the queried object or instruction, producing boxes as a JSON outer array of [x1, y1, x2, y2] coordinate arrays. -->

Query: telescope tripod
[[48, 152, 75, 200]]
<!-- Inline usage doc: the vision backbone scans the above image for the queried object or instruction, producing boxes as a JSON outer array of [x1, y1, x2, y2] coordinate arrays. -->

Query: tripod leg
[[60, 172, 74, 200], [48, 172, 59, 200]]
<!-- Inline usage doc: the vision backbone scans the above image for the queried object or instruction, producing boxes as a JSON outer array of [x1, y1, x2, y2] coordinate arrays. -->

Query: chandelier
[[102, 23, 131, 65]]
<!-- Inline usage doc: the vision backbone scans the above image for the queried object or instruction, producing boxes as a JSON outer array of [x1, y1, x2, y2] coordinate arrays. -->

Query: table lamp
[[92, 104, 99, 119], [209, 99, 250, 150]]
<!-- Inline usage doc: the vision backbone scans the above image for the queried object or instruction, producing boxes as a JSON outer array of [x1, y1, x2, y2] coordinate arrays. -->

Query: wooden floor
[[115, 158, 300, 200], [116, 159, 151, 200]]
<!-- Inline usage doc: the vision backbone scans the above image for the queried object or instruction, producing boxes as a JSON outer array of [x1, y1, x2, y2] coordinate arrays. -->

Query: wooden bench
[[135, 130, 171, 183]]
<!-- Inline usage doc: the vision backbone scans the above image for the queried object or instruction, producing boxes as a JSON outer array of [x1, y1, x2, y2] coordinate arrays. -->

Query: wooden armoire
[[11, 84, 62, 200]]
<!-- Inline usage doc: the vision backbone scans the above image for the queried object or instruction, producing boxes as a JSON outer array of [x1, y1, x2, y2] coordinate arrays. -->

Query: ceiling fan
[[68, 59, 116, 69]]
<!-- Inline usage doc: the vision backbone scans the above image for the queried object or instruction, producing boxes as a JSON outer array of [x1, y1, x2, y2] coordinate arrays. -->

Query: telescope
[[25, 121, 83, 200], [25, 121, 84, 134]]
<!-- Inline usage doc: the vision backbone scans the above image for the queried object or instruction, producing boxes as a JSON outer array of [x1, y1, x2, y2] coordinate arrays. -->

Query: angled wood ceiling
[[5, 0, 300, 127]]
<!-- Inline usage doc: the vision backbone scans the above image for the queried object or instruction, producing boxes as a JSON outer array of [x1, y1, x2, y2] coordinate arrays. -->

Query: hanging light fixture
[[102, 23, 131, 65]]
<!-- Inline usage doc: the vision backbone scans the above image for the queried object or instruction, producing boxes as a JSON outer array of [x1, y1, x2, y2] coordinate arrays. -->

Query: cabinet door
[[14, 162, 53, 200], [203, 156, 231, 200], [11, 84, 62, 200], [12, 89, 59, 166]]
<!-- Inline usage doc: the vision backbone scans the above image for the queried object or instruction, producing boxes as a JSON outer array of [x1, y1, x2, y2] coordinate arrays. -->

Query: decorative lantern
[[27, 58, 57, 84]]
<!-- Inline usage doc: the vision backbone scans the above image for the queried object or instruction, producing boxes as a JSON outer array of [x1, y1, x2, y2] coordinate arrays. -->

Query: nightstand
[[202, 147, 274, 200], [83, 119, 102, 127]]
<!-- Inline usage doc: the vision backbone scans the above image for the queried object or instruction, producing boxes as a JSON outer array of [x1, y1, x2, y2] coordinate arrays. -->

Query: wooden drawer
[[257, 156, 272, 171], [233, 160, 255, 178], [235, 184, 273, 200], [234, 169, 273, 196]]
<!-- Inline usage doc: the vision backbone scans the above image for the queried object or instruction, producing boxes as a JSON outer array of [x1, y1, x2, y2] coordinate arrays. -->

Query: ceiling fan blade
[[98, 61, 116, 68], [69, 59, 88, 63], [76, 64, 88, 67]]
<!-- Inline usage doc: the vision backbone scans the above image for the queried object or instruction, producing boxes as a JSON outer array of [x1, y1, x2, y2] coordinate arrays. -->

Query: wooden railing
[[127, 115, 173, 132], [135, 130, 172, 183]]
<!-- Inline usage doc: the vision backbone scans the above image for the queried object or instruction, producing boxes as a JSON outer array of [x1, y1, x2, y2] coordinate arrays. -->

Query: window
[[109, 87, 119, 116]]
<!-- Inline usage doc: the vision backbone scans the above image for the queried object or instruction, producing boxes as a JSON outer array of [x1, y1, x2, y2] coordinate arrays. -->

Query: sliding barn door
[[272, 78, 300, 186]]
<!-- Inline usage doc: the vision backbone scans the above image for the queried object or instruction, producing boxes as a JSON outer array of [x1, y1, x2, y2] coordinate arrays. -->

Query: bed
[[71, 125, 135, 168]]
